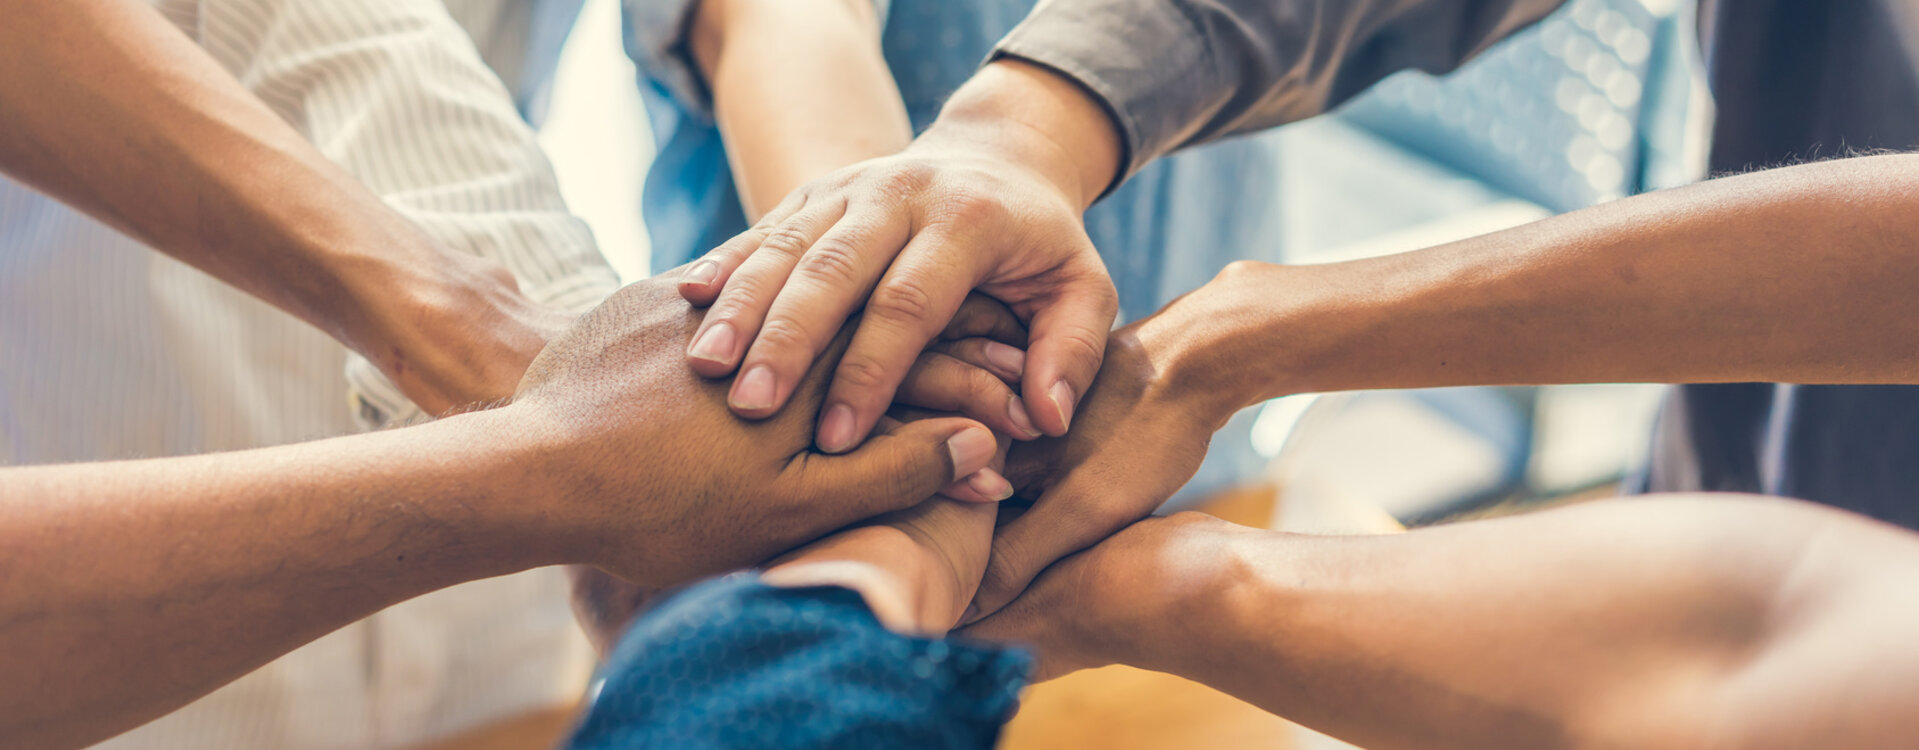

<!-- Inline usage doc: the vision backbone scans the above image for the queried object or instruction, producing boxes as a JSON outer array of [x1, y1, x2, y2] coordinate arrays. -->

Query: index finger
[[815, 228, 981, 453], [726, 199, 909, 421]]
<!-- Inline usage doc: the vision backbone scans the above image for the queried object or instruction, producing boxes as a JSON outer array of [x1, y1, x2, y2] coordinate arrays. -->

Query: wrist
[[763, 525, 953, 634], [336, 239, 559, 410], [446, 406, 595, 567], [369, 407, 584, 575], [920, 58, 1122, 210], [1098, 518, 1262, 675], [1141, 261, 1349, 418]]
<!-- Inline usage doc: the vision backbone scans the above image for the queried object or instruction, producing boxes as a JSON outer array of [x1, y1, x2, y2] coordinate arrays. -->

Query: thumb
[[967, 480, 1136, 623], [786, 417, 1002, 523]]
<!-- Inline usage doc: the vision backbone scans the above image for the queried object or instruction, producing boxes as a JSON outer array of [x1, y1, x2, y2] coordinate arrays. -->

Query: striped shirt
[[0, 0, 618, 747]]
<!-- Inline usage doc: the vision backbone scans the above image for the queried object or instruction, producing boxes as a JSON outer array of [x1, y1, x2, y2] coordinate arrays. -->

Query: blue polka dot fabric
[[566, 574, 1031, 750]]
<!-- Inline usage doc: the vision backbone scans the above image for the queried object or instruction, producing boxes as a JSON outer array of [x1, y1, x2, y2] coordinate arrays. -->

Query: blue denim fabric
[[566, 574, 1029, 750]]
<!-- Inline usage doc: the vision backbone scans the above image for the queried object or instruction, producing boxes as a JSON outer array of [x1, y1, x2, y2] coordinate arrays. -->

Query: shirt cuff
[[990, 0, 1219, 195], [568, 573, 1030, 750]]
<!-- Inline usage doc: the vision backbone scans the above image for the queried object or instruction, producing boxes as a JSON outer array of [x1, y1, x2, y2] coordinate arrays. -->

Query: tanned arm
[[971, 497, 1919, 749], [0, 0, 565, 414], [685, 0, 914, 219], [0, 278, 998, 749], [1155, 154, 1919, 415]]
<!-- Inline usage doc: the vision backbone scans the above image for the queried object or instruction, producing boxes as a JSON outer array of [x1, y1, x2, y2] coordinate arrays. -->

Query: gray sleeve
[[992, 0, 1569, 190]]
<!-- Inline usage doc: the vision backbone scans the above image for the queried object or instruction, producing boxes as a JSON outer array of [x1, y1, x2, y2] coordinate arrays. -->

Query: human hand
[[508, 275, 1006, 590], [960, 513, 1248, 680], [961, 287, 1249, 621], [357, 251, 573, 416], [677, 59, 1122, 453], [762, 430, 1005, 635], [559, 290, 1029, 647]]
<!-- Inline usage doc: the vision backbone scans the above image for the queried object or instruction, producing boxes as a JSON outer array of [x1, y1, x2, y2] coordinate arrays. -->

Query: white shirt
[[0, 0, 619, 747]]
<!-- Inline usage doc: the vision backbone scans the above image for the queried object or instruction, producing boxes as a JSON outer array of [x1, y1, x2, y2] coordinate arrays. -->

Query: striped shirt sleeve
[[190, 0, 622, 426]]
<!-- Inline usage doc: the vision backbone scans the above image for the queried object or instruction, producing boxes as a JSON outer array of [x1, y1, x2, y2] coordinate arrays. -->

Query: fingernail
[[731, 365, 777, 411], [982, 341, 1026, 380], [1048, 380, 1077, 432], [1006, 395, 1040, 439], [681, 259, 720, 286], [818, 404, 857, 453], [687, 321, 737, 366], [965, 468, 1014, 502], [945, 427, 996, 477]]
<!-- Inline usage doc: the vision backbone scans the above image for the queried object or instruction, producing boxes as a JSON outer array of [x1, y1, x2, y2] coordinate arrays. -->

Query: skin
[[568, 292, 1030, 653], [678, 59, 1123, 452], [0, 0, 563, 414], [762, 411, 1009, 636], [0, 277, 1003, 750], [684, 0, 914, 221], [762, 496, 997, 636], [965, 499, 1919, 749], [673, 1, 1043, 443], [712, 55, 1919, 620], [971, 150, 1919, 618]]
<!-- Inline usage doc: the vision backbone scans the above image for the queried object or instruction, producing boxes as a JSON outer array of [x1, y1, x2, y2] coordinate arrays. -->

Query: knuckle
[[1053, 325, 1109, 368], [758, 224, 816, 259], [935, 186, 1002, 224], [873, 162, 935, 196], [867, 274, 939, 325], [793, 237, 866, 287], [752, 316, 818, 356], [965, 366, 1008, 404], [706, 287, 767, 324], [834, 353, 896, 393]]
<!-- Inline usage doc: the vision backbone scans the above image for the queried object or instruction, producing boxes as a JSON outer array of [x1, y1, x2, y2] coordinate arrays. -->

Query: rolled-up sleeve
[[993, 0, 1569, 189], [193, 0, 622, 425], [624, 0, 893, 121]]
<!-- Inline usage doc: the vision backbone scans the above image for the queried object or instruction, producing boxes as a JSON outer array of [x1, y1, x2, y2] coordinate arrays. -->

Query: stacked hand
[[559, 276, 1033, 646], [675, 60, 1122, 455], [508, 275, 1011, 591]]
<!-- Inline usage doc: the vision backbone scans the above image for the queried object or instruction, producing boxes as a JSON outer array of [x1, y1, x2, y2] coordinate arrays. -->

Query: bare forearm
[[1111, 498, 1919, 749], [1163, 155, 1919, 413], [0, 0, 510, 367], [690, 0, 912, 218], [0, 410, 567, 749]]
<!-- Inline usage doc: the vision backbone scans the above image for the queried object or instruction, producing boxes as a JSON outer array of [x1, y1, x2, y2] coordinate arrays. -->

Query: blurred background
[[539, 0, 1703, 542], [519, 1, 1709, 747]]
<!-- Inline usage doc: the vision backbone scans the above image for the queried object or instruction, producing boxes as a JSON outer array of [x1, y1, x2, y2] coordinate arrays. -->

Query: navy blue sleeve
[[565, 573, 1032, 750]]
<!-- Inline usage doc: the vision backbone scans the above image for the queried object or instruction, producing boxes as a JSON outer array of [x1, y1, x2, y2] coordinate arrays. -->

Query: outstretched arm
[[0, 0, 608, 416], [0, 278, 999, 750], [977, 151, 1919, 619], [969, 497, 1919, 749], [671, 0, 1565, 521], [1154, 153, 1919, 412], [681, 0, 913, 219]]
